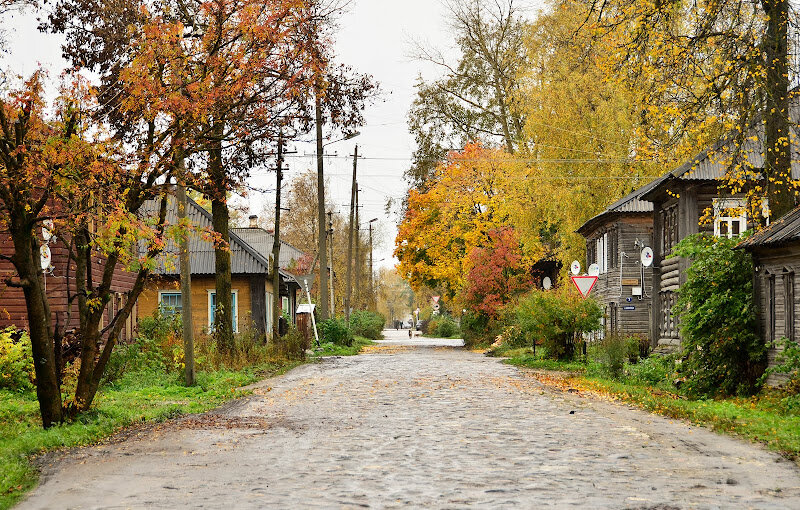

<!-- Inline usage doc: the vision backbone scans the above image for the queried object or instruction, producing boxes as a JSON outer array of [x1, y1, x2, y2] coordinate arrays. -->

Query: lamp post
[[316, 126, 359, 321]]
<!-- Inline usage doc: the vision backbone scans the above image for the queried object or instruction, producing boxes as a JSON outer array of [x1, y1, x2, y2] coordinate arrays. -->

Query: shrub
[[513, 288, 602, 360], [627, 354, 676, 386], [672, 233, 765, 397], [429, 315, 459, 337], [348, 310, 385, 340], [104, 311, 180, 383], [760, 337, 800, 387], [0, 327, 34, 391], [319, 318, 353, 346], [597, 335, 629, 379], [267, 326, 307, 361], [460, 311, 497, 348]]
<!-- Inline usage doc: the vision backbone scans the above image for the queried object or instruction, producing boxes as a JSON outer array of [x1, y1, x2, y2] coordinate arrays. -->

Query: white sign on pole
[[570, 275, 598, 298], [40, 245, 52, 271]]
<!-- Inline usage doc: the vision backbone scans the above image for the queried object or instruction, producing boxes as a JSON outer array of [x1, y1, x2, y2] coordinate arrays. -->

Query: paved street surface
[[21, 330, 800, 509]]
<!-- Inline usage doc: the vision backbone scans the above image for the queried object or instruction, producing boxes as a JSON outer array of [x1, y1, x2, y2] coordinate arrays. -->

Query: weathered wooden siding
[[651, 182, 752, 347], [751, 246, 800, 386], [585, 215, 654, 339], [0, 233, 137, 340]]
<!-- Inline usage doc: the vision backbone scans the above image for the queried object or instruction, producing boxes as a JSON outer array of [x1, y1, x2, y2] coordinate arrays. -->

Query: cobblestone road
[[20, 331, 800, 509]]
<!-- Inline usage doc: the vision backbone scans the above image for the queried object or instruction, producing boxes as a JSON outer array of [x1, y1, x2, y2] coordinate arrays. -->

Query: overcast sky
[[1, 0, 544, 270]]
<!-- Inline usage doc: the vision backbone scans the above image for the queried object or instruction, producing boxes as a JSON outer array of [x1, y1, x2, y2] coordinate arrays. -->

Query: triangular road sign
[[571, 275, 598, 298]]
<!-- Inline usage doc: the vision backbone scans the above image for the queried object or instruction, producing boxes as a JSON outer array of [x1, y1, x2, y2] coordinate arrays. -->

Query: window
[[713, 198, 747, 238], [266, 291, 274, 331], [785, 273, 795, 341], [159, 292, 182, 316], [661, 205, 678, 255], [768, 274, 776, 345], [282, 296, 290, 314], [208, 290, 239, 333], [609, 228, 618, 269], [595, 233, 609, 274]]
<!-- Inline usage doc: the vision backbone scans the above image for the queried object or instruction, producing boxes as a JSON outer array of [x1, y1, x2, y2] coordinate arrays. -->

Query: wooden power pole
[[345, 145, 358, 323], [272, 131, 285, 341], [176, 175, 195, 386]]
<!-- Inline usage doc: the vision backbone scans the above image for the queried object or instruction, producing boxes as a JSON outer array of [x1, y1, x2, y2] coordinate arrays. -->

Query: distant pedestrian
[[408, 329, 412, 339]]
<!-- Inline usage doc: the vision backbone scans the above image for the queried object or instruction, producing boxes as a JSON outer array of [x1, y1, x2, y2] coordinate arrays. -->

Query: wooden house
[[738, 205, 800, 385], [577, 186, 655, 339], [640, 140, 776, 347], [0, 232, 138, 340], [137, 197, 303, 339]]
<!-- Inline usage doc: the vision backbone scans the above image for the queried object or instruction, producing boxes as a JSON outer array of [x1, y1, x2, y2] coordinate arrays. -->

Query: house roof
[[231, 228, 306, 269], [738, 205, 800, 249], [642, 102, 800, 201], [140, 195, 306, 279], [577, 179, 658, 236]]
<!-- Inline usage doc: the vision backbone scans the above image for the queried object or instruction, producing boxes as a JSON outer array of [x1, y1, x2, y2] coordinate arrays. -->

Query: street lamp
[[316, 124, 360, 320]]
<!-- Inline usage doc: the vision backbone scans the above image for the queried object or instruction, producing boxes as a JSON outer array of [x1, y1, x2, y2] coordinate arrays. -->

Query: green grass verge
[[505, 355, 800, 460], [312, 336, 375, 357], [0, 361, 301, 510]]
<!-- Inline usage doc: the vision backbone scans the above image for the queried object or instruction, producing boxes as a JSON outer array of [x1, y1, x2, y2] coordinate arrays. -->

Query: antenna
[[588, 263, 600, 277], [570, 260, 581, 276], [640, 247, 654, 267]]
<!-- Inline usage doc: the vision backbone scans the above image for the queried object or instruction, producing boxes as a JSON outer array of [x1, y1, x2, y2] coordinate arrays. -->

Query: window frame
[[713, 198, 747, 239], [158, 291, 183, 316], [208, 289, 239, 333]]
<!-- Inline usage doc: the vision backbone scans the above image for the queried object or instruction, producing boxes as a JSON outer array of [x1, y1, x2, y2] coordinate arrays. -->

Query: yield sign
[[571, 275, 598, 298]]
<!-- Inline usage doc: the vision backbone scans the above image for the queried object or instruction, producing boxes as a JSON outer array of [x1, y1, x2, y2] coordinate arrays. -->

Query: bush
[[267, 326, 307, 361], [460, 311, 497, 348], [318, 318, 353, 346], [597, 335, 629, 379], [428, 315, 459, 337], [348, 310, 385, 340], [627, 354, 676, 386], [761, 337, 800, 386], [104, 311, 181, 383], [672, 234, 765, 397], [513, 288, 602, 360], [0, 327, 34, 391]]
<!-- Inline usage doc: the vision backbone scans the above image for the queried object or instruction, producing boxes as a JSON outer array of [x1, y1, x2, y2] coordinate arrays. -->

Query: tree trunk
[[762, 0, 793, 218], [209, 125, 235, 351], [177, 181, 195, 386], [10, 221, 62, 427]]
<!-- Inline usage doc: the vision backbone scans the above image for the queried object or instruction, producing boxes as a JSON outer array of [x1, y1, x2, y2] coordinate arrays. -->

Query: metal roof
[[577, 179, 658, 236], [738, 205, 800, 249], [231, 228, 307, 269], [643, 102, 800, 200], [139, 195, 305, 277]]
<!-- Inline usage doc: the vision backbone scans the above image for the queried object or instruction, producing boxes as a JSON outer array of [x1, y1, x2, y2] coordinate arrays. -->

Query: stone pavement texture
[[20, 330, 800, 509]]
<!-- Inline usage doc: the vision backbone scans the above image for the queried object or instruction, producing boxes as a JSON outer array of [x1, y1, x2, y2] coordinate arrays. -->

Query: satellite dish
[[588, 263, 600, 277], [570, 260, 581, 276], [40, 245, 52, 271], [42, 219, 54, 242], [542, 276, 552, 290], [640, 247, 654, 267]]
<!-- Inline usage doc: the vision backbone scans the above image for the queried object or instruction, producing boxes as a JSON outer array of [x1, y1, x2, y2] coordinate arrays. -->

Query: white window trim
[[713, 198, 747, 238], [266, 291, 274, 331], [208, 289, 239, 333]]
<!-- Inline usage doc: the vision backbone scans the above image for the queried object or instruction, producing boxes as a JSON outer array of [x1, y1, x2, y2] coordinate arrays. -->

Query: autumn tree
[[579, 0, 799, 218], [395, 143, 535, 300], [406, 0, 528, 188], [462, 227, 533, 321]]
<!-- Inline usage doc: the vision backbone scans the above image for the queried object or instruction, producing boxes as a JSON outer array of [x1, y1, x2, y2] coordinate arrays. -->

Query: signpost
[[291, 272, 320, 347], [570, 275, 598, 298]]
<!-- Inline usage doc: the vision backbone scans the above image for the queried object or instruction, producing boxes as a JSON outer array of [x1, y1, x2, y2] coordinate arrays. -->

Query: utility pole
[[176, 167, 195, 387], [368, 218, 377, 311], [271, 131, 285, 341], [354, 186, 361, 310], [327, 210, 335, 318], [315, 92, 329, 320], [345, 145, 358, 324]]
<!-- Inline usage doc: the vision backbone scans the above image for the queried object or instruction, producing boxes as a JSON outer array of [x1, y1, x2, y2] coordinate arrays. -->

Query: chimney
[[249, 215, 258, 228]]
